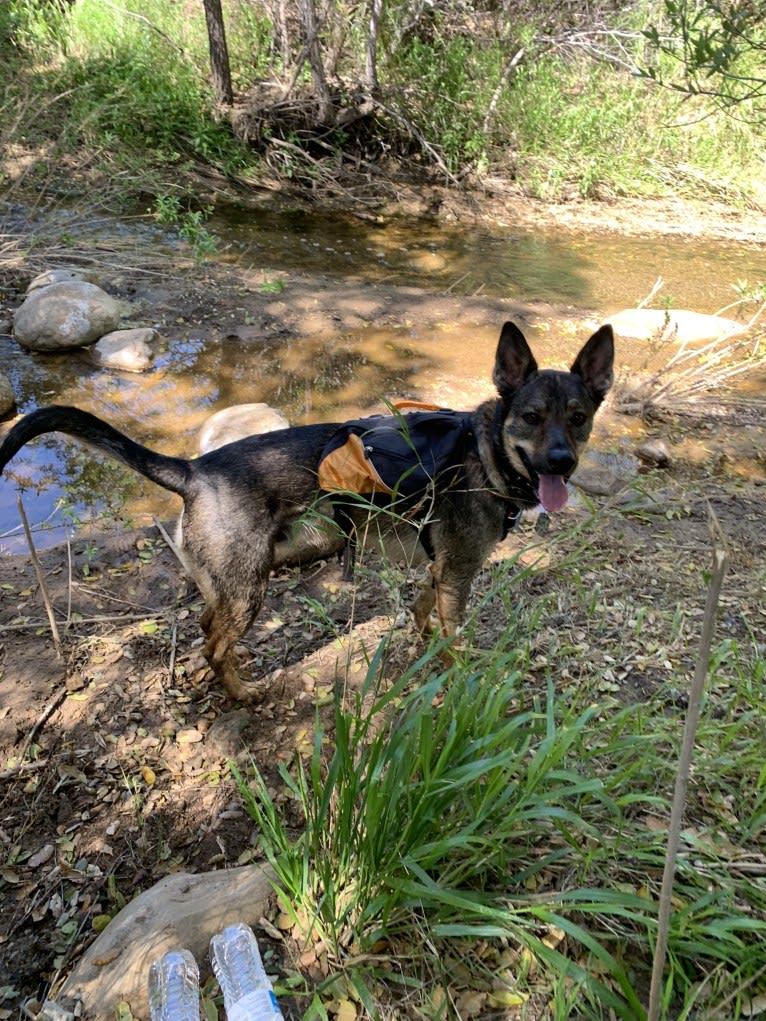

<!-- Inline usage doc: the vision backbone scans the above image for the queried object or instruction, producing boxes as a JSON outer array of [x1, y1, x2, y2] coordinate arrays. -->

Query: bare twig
[[0, 611, 172, 632], [66, 536, 73, 624], [152, 516, 184, 563], [169, 618, 178, 685], [637, 276, 664, 309], [18, 687, 68, 765], [445, 270, 471, 294], [482, 46, 525, 135], [371, 98, 460, 186], [16, 496, 63, 660], [0, 760, 49, 782], [705, 961, 766, 1021], [647, 507, 729, 1021]]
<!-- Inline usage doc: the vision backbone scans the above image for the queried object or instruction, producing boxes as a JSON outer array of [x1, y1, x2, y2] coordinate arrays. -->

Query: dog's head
[[492, 321, 614, 512]]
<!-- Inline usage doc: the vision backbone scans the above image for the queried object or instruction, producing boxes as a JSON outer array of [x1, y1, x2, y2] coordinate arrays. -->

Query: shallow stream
[[1, 205, 765, 552]]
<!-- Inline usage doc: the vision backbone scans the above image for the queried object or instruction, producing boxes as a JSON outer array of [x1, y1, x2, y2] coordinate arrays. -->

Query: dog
[[0, 321, 614, 700]]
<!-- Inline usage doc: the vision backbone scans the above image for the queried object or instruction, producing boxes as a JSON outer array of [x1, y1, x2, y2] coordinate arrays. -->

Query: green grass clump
[[0, 0, 256, 200], [232, 540, 766, 1019], [237, 641, 646, 1018]]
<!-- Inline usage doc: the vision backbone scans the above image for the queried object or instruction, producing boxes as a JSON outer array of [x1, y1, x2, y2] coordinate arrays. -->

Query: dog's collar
[[503, 505, 522, 539], [491, 400, 538, 507]]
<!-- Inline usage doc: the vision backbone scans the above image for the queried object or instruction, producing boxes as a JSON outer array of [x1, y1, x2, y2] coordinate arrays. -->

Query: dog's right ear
[[492, 322, 538, 397]]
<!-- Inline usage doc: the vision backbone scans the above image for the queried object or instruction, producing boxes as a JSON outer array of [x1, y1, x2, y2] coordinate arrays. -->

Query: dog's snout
[[546, 446, 576, 475]]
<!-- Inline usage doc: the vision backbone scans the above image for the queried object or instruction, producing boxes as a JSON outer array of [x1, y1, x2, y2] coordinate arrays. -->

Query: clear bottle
[[210, 923, 284, 1021], [148, 948, 201, 1021]]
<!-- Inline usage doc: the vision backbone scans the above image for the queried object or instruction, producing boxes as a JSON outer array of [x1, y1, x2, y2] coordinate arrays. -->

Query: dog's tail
[[0, 406, 192, 496]]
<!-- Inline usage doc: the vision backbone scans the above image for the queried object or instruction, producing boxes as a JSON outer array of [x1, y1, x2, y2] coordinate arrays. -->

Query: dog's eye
[[570, 411, 587, 426], [522, 411, 542, 426]]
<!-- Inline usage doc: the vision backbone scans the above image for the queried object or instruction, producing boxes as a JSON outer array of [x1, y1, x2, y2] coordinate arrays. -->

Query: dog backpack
[[317, 402, 474, 500]]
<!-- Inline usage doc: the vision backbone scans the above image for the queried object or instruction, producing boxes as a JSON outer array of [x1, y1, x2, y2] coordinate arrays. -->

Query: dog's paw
[[222, 676, 263, 703], [438, 640, 468, 669]]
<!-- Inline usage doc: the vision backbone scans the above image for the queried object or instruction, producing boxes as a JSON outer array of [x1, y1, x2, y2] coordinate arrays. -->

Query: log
[[55, 864, 275, 1019]]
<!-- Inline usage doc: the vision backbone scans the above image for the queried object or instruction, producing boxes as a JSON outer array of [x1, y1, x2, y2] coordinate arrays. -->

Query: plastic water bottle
[[148, 948, 200, 1021], [210, 923, 284, 1021]]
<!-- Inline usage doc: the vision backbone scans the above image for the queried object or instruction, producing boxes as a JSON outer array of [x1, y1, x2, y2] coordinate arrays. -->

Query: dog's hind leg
[[200, 573, 270, 701], [178, 498, 277, 700]]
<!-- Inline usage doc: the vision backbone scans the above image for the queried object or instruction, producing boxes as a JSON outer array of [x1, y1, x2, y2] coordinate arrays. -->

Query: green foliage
[[1, 0, 253, 187], [0, 0, 68, 60], [2, 1, 766, 211], [642, 0, 766, 111], [499, 58, 654, 198], [236, 642, 645, 1016], [152, 195, 218, 259], [55, 5, 244, 170], [386, 33, 504, 172], [229, 540, 766, 1018]]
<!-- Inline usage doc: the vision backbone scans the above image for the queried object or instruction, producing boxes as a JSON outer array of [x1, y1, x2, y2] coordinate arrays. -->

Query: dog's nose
[[546, 446, 576, 475]]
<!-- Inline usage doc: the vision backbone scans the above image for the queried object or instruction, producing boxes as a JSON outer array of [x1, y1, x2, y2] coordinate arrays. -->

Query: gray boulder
[[13, 280, 122, 352], [27, 267, 99, 294]]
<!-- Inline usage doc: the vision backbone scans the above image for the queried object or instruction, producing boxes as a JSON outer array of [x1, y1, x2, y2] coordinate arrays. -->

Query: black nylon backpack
[[317, 406, 475, 500]]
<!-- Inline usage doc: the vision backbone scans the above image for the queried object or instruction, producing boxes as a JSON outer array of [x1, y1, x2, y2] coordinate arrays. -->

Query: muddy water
[[210, 204, 766, 314], [2, 208, 765, 552]]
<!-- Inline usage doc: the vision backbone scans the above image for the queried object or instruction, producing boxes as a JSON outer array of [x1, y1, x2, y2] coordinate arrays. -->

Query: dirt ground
[[0, 191, 765, 1018]]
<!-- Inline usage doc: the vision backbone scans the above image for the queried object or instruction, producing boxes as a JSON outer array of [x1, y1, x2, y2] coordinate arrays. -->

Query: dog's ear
[[493, 322, 538, 397], [570, 325, 615, 407]]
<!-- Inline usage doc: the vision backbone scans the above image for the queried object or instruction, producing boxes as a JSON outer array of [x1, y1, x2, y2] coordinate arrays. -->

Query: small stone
[[91, 328, 159, 372], [0, 373, 15, 417], [636, 439, 671, 467]]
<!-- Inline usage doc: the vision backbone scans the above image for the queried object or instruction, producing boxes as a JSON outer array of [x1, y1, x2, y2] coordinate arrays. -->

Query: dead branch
[[17, 496, 63, 660], [647, 507, 729, 1021]]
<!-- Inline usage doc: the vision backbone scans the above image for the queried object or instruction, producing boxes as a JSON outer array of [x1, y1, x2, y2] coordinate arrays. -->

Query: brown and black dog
[[0, 321, 613, 699]]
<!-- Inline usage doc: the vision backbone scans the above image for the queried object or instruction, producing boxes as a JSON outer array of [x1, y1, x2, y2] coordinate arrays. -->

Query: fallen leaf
[[741, 994, 766, 1019], [28, 844, 55, 869], [92, 950, 121, 967], [176, 729, 203, 744], [335, 999, 357, 1021], [456, 990, 487, 1017], [487, 989, 528, 1008]]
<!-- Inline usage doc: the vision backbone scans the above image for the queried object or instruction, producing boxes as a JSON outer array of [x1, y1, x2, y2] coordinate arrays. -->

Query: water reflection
[[210, 205, 766, 314], [212, 206, 594, 304]]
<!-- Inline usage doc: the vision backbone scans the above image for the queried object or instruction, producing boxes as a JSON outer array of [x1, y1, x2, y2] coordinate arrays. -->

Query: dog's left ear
[[570, 324, 615, 407], [493, 321, 539, 397]]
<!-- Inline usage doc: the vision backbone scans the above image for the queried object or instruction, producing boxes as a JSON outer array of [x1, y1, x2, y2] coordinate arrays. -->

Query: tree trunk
[[298, 0, 333, 122], [365, 0, 384, 92], [203, 0, 234, 107]]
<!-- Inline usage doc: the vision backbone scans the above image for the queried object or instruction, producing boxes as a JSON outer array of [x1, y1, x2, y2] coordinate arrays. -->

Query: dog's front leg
[[413, 557, 474, 645]]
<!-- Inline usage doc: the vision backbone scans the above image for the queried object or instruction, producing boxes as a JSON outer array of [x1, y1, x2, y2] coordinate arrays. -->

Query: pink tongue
[[538, 475, 569, 512]]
